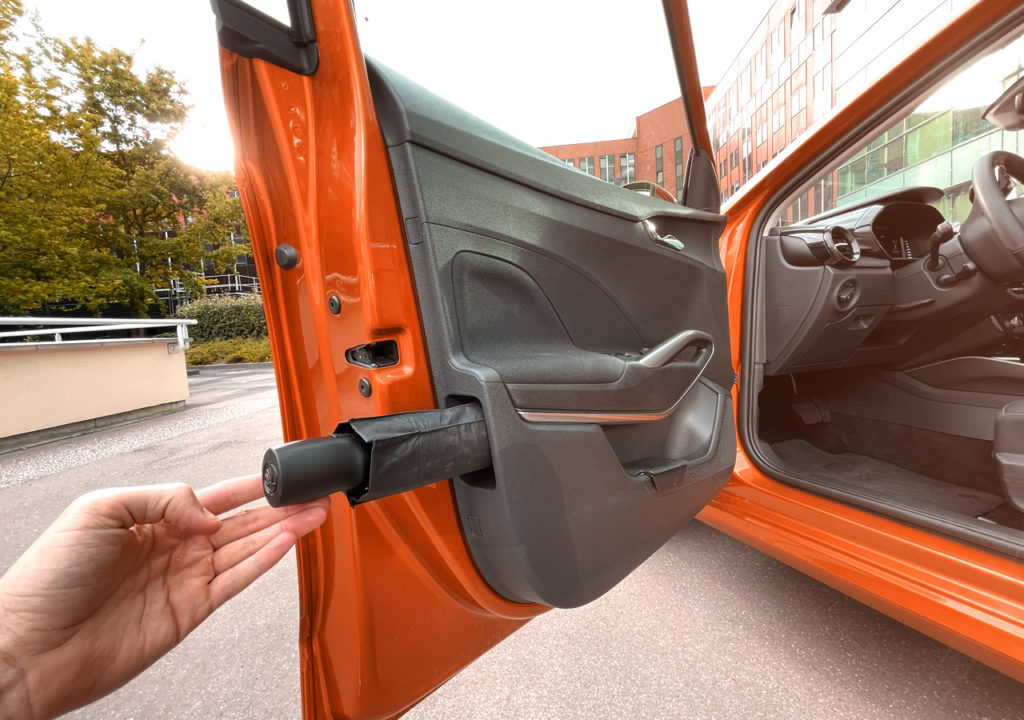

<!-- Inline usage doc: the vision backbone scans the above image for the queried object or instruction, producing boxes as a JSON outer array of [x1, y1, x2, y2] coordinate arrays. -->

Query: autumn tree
[[0, 0, 250, 316]]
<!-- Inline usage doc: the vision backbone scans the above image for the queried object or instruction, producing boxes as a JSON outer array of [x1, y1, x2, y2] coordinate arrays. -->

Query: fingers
[[67, 483, 222, 535], [211, 504, 327, 576], [208, 504, 328, 609], [210, 499, 329, 551], [196, 475, 265, 516]]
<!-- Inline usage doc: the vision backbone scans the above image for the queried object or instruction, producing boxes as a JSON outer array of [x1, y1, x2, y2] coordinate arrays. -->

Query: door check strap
[[261, 403, 491, 507]]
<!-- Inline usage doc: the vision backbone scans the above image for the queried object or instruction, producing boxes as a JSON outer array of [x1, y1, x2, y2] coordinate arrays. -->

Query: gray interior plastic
[[994, 400, 1024, 511], [366, 58, 735, 607], [761, 194, 1012, 375], [789, 362, 1024, 441]]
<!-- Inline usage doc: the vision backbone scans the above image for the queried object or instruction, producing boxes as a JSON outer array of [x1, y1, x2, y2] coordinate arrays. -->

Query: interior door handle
[[512, 329, 716, 423], [639, 329, 714, 369]]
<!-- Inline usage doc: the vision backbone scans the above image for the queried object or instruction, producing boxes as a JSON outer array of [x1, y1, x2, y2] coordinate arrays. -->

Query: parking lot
[[2, 364, 1022, 719]]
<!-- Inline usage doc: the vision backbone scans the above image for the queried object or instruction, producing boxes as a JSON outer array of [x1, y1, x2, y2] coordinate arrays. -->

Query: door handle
[[512, 329, 715, 423], [639, 329, 714, 369]]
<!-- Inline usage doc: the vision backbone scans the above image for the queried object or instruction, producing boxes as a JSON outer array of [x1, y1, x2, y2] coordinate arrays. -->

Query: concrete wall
[[0, 340, 189, 438]]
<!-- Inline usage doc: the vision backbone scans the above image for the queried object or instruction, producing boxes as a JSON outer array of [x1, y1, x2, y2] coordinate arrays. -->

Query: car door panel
[[367, 59, 735, 607]]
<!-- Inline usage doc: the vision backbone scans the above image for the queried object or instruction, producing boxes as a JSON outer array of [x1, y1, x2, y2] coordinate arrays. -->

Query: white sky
[[21, 0, 769, 171]]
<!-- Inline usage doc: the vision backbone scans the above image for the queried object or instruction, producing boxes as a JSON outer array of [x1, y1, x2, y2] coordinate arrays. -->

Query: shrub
[[176, 294, 267, 342], [186, 337, 273, 365]]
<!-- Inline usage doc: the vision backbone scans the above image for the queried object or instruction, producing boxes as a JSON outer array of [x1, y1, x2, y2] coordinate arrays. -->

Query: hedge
[[186, 337, 272, 365], [175, 294, 267, 342]]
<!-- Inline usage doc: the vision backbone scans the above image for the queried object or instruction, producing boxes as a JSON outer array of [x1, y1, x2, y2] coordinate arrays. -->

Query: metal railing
[[154, 275, 261, 314], [0, 317, 198, 353]]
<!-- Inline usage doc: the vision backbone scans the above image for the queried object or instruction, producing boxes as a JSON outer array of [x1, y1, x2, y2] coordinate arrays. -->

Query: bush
[[186, 337, 273, 365], [176, 294, 267, 342]]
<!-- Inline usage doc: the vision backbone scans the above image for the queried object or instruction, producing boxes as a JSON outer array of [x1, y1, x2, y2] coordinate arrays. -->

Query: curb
[[0, 400, 187, 455], [188, 361, 275, 374]]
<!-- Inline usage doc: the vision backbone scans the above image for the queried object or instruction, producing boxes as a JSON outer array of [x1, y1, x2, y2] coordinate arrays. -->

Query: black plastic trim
[[211, 0, 319, 75], [365, 59, 724, 226]]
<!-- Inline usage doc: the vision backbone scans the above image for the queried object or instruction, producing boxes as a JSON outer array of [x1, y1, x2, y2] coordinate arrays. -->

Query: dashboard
[[775, 186, 946, 269], [870, 202, 947, 261], [760, 185, 1010, 375]]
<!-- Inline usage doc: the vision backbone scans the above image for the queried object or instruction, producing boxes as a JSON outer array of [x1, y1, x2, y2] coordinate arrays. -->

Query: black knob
[[262, 435, 369, 507]]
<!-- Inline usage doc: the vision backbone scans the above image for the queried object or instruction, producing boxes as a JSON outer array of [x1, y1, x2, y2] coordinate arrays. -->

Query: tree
[[0, 0, 251, 316]]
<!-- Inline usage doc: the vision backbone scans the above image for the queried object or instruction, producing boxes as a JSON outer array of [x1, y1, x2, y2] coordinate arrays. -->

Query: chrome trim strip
[[516, 409, 672, 424]]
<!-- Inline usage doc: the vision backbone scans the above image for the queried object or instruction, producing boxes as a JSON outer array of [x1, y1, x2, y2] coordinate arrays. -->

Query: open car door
[[211, 0, 734, 716]]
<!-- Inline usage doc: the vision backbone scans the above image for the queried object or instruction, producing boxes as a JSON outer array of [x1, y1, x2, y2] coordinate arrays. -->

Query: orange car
[[210, 0, 1024, 716]]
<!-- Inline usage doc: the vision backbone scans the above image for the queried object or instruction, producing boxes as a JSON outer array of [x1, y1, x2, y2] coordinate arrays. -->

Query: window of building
[[599, 154, 616, 181], [674, 137, 684, 191], [742, 137, 753, 182], [719, 158, 728, 177], [756, 121, 768, 147], [655, 144, 664, 184], [773, 105, 787, 131], [907, 112, 953, 166], [580, 156, 595, 175], [813, 66, 832, 120], [792, 85, 806, 116], [790, 0, 805, 37], [772, 22, 786, 69], [619, 153, 636, 183], [563, 158, 576, 168], [730, 148, 740, 169]]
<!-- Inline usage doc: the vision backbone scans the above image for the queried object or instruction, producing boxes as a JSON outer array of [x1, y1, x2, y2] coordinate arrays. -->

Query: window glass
[[599, 154, 616, 181], [619, 153, 636, 183], [354, 0, 695, 203], [775, 31, 1024, 225], [906, 112, 952, 166]]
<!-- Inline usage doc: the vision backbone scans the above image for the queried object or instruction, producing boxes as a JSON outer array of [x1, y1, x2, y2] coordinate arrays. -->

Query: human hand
[[0, 475, 329, 720]]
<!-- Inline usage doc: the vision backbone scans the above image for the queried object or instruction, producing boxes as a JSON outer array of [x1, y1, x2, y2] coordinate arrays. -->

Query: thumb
[[64, 483, 223, 535]]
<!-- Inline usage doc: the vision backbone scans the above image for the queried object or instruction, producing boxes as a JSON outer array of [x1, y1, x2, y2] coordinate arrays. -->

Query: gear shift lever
[[926, 221, 955, 271]]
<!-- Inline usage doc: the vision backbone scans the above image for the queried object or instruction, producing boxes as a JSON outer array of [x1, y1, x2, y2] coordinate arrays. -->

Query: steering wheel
[[960, 150, 1024, 282]]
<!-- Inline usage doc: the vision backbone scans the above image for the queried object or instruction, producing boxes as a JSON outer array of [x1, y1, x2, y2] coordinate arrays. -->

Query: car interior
[[746, 31, 1024, 558]]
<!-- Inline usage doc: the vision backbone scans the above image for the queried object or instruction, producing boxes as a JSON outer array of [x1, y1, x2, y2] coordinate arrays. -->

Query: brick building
[[541, 0, 999, 223], [540, 94, 707, 202]]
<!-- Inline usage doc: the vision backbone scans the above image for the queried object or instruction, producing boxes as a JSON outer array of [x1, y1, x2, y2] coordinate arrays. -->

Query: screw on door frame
[[358, 378, 372, 397], [328, 295, 341, 315]]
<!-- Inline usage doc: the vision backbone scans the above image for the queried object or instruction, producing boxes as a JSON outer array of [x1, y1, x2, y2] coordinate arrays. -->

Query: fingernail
[[203, 508, 220, 523]]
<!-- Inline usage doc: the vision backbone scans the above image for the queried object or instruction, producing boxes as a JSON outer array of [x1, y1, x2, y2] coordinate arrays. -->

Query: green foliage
[[0, 1, 251, 316], [176, 294, 267, 342], [186, 337, 273, 366]]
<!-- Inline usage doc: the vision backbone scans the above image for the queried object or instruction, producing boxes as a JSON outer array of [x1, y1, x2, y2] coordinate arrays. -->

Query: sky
[[20, 0, 769, 171]]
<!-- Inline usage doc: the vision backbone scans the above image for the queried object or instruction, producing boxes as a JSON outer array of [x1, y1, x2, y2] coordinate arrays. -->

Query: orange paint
[[218, 1, 544, 717]]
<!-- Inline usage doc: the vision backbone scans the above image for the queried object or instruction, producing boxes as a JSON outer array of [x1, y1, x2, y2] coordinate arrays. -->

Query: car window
[[775, 30, 1024, 226], [353, 0, 697, 202]]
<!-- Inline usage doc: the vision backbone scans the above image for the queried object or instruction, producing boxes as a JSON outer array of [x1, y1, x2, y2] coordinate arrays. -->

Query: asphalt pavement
[[2, 364, 1023, 719]]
